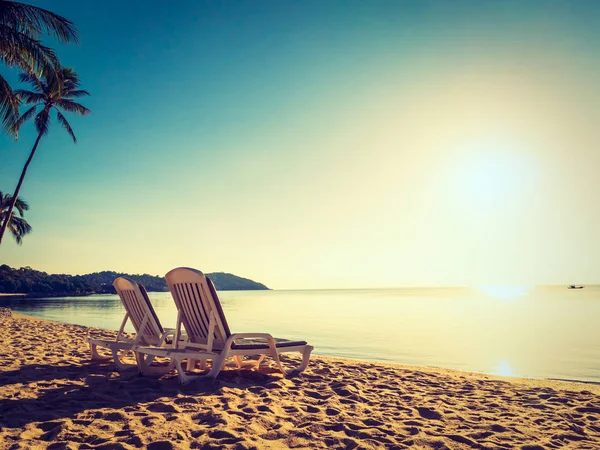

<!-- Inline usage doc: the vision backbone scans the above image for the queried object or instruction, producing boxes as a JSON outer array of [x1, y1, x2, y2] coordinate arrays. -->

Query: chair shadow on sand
[[0, 356, 301, 430]]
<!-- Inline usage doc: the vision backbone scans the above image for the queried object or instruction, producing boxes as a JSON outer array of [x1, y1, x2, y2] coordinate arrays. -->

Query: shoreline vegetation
[[0, 265, 269, 298], [1, 311, 599, 448]]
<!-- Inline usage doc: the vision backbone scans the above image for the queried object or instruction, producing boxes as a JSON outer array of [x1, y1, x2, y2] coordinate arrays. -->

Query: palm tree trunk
[[0, 130, 44, 246]]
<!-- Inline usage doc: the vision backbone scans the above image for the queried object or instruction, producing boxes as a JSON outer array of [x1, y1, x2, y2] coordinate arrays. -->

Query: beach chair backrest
[[113, 277, 164, 345], [165, 267, 231, 347]]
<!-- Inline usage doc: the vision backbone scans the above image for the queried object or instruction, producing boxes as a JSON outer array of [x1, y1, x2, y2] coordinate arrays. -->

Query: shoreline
[[1, 311, 600, 448], [8, 311, 600, 389]]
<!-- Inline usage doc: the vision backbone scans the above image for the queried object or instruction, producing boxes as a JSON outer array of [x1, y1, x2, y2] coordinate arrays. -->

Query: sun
[[452, 136, 539, 205]]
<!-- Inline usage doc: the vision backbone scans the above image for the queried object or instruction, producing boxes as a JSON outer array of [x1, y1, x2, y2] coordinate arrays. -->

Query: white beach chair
[[133, 267, 314, 384], [88, 277, 178, 372]]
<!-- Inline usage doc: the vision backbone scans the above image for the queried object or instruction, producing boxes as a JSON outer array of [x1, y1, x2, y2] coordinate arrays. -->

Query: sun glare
[[494, 360, 517, 377], [455, 137, 538, 204]]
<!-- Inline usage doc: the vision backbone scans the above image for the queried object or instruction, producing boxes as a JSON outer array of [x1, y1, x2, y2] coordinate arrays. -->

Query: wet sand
[[1, 311, 599, 449]]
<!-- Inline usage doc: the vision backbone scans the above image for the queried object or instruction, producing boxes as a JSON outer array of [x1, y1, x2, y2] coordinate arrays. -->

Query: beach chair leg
[[111, 348, 137, 371], [175, 357, 210, 384], [175, 358, 192, 384], [249, 349, 293, 376], [136, 353, 157, 367], [135, 352, 173, 376], [275, 346, 314, 376], [297, 345, 314, 373], [234, 355, 243, 369], [89, 342, 105, 360], [255, 354, 266, 369], [266, 348, 287, 377], [135, 351, 146, 375], [206, 354, 227, 379], [90, 342, 111, 361]]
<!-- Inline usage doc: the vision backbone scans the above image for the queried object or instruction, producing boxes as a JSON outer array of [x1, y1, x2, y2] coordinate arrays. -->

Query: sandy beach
[[0, 311, 599, 449]]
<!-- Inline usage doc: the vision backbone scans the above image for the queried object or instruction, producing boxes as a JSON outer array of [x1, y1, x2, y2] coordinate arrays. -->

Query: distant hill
[[0, 265, 269, 297], [206, 272, 269, 291]]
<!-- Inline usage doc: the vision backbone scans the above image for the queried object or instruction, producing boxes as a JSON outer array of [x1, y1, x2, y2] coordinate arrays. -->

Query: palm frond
[[11, 196, 28, 216], [0, 191, 8, 209], [56, 110, 76, 143], [55, 67, 83, 97], [8, 215, 31, 244], [11, 104, 36, 136], [44, 65, 61, 97], [18, 71, 45, 92], [56, 98, 90, 115], [14, 89, 44, 105], [34, 106, 50, 135], [0, 189, 31, 244], [64, 89, 89, 98], [0, 23, 57, 70], [0, 1, 78, 43], [59, 66, 79, 83], [0, 73, 20, 135], [8, 224, 22, 244]]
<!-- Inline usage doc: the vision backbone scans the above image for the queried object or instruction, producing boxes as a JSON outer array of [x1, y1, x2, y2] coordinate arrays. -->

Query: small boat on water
[[568, 285, 584, 289]]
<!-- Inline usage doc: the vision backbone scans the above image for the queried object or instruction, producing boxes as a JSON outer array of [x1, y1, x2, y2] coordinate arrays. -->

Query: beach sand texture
[[0, 313, 599, 449]]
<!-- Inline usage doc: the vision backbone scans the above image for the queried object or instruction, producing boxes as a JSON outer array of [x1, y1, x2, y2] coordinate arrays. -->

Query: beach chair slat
[[122, 290, 136, 324], [184, 282, 208, 337], [207, 278, 232, 340], [200, 279, 227, 341], [130, 290, 151, 338], [184, 282, 206, 337], [176, 282, 203, 337], [126, 290, 143, 331], [139, 287, 162, 339], [172, 283, 190, 334], [191, 282, 212, 339]]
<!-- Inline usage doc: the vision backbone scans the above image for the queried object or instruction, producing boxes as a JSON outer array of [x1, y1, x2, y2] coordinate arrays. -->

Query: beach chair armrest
[[225, 333, 277, 352], [231, 333, 274, 340], [180, 341, 212, 351]]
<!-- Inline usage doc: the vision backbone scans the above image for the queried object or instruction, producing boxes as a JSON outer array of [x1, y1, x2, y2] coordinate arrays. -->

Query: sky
[[1, 0, 600, 289]]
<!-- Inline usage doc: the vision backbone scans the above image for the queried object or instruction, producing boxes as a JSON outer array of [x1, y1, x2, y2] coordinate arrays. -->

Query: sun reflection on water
[[494, 360, 517, 377]]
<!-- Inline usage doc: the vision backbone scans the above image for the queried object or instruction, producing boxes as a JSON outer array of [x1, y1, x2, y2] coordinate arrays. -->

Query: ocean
[[1, 285, 598, 383]]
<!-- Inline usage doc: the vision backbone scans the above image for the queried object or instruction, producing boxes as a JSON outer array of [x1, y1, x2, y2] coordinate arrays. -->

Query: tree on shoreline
[[0, 190, 31, 244], [0, 66, 89, 245], [0, 0, 78, 131]]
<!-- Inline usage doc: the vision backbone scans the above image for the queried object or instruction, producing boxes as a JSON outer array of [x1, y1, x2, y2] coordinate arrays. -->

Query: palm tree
[[0, 66, 89, 246], [0, 0, 78, 131], [0, 190, 31, 244]]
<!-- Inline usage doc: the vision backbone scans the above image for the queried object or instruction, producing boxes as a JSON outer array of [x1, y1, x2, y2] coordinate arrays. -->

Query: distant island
[[0, 265, 269, 297]]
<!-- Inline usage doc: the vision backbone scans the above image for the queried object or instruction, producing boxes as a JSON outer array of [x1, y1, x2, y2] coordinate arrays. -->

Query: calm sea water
[[1, 286, 599, 383]]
